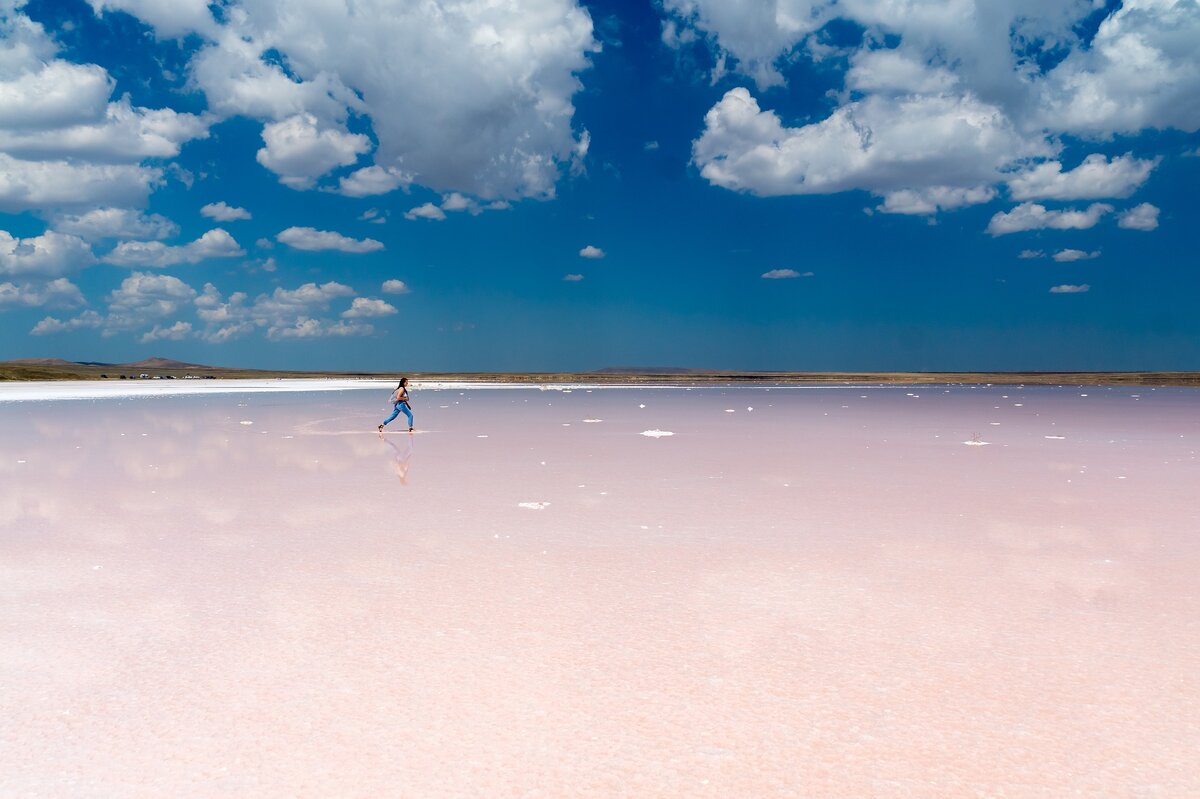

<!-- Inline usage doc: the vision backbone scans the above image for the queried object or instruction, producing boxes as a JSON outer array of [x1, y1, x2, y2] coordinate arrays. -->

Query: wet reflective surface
[[2, 385, 1198, 796]]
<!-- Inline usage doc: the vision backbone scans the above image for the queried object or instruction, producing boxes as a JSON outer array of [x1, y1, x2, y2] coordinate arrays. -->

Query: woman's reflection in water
[[383, 433, 413, 486]]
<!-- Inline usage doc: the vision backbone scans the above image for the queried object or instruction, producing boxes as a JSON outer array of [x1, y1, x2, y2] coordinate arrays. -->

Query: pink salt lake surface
[[2, 381, 1198, 797]]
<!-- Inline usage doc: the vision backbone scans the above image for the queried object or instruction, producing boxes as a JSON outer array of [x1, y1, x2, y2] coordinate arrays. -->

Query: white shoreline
[[0, 379, 913, 402]]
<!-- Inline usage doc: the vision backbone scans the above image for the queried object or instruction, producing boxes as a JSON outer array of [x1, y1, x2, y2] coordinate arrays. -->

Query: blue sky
[[1, 0, 1197, 372]]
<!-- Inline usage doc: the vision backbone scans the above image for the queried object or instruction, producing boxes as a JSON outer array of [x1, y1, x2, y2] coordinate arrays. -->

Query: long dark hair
[[397, 378, 408, 389]]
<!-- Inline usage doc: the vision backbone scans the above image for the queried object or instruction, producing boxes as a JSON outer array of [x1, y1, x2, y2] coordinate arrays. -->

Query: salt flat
[[1, 384, 1197, 796]]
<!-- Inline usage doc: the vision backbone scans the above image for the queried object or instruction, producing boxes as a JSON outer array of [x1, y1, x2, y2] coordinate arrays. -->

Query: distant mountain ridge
[[1, 356, 214, 370], [125, 357, 211, 370]]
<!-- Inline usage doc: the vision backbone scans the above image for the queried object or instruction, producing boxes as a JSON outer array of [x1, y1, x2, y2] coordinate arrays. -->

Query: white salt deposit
[[517, 501, 550, 510], [640, 429, 675, 437]]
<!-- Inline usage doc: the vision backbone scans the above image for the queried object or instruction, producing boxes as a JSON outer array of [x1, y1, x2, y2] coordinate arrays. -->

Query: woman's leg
[[381, 404, 402, 427], [400, 402, 414, 429]]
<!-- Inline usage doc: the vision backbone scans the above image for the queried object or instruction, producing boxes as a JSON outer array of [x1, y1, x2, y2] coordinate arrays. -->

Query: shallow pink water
[[2, 384, 1198, 796]]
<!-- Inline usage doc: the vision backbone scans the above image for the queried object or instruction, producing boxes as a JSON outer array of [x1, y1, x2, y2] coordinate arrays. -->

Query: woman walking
[[378, 377, 414, 433]]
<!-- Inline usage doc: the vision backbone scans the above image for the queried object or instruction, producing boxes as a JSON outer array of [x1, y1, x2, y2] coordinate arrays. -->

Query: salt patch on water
[[1045, 435, 1066, 440], [582, 419, 603, 423], [640, 429, 675, 438], [963, 440, 991, 446], [239, 420, 253, 425], [517, 501, 550, 510]]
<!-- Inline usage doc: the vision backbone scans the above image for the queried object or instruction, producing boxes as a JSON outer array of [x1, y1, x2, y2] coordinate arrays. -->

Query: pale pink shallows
[[1, 384, 1197, 796]]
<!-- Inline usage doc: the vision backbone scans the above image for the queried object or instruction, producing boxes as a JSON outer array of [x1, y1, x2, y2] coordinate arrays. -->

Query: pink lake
[[2, 382, 1198, 796]]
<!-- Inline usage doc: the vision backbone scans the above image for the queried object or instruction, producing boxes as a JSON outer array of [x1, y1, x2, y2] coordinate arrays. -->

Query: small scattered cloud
[[405, 202, 447, 221], [877, 186, 996, 215], [342, 297, 397, 318], [1018, 249, 1044, 259], [579, 244, 604, 259], [338, 165, 410, 197], [276, 226, 384, 253], [1007, 154, 1158, 201], [441, 192, 478, 213], [268, 318, 374, 340], [381, 279, 411, 294], [104, 229, 245, 267], [31, 310, 103, 335], [1117, 202, 1160, 231], [1049, 284, 1090, 294], [563, 273, 584, 281], [1052, 248, 1100, 262], [0, 277, 86, 309], [255, 238, 274, 249], [644, 140, 660, 151], [485, 200, 511, 211], [761, 268, 801, 279], [358, 208, 387, 224], [53, 208, 178, 241], [139, 320, 192, 343], [200, 201, 252, 221], [986, 202, 1113, 236]]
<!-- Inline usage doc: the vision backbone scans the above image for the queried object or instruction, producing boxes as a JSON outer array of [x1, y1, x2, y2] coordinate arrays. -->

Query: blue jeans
[[382, 402, 413, 428]]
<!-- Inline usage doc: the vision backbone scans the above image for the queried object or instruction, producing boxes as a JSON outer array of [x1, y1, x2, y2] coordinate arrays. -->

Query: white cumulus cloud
[[0, 6, 209, 215], [381, 279, 411, 294], [0, 229, 96, 277], [0, 154, 162, 213], [1118, 202, 1160, 231], [667, 1, 1200, 218], [53, 207, 178, 241], [140, 320, 193, 343], [338, 165, 411, 197], [579, 244, 604, 258], [761, 268, 801, 279], [104, 228, 245, 267], [693, 88, 1050, 207], [563, 273, 584, 281], [405, 203, 447, 222], [31, 309, 104, 335], [0, 277, 86, 309], [105, 271, 198, 332], [200, 201, 251, 221], [268, 317, 374, 340], [1049, 284, 1090, 294], [986, 202, 1113, 236], [342, 297, 397, 318], [276, 226, 384, 253], [877, 186, 997, 215], [1052, 248, 1100, 262], [256, 113, 370, 189], [108, 0, 598, 200], [1008, 153, 1158, 201]]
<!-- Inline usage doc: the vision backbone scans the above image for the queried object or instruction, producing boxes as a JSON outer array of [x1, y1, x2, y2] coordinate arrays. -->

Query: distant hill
[[126, 357, 213, 370], [3, 357, 80, 367]]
